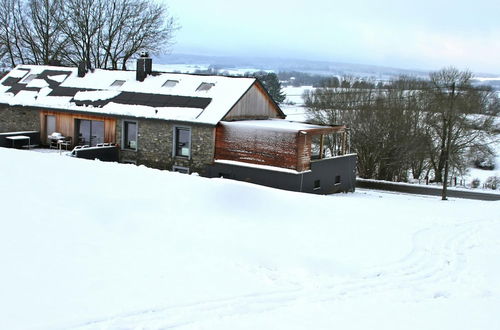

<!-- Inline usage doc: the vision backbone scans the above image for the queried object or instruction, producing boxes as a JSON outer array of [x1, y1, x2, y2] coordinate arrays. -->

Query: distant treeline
[[305, 68, 500, 192]]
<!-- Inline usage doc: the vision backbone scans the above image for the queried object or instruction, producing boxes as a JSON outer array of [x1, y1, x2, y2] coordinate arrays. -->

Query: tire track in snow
[[71, 219, 492, 330], [313, 219, 483, 302]]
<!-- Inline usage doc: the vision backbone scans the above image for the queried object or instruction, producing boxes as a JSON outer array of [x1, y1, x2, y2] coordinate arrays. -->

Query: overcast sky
[[163, 0, 500, 74]]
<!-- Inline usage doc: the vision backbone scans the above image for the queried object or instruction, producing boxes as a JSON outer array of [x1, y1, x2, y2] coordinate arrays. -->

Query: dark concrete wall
[[304, 154, 357, 194], [207, 154, 357, 194], [74, 146, 119, 162]]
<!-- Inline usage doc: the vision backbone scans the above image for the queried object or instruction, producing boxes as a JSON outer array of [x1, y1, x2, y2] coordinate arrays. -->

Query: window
[[77, 119, 104, 146], [314, 180, 321, 190], [123, 120, 137, 150], [20, 74, 38, 84], [335, 175, 341, 185], [174, 127, 191, 158], [110, 80, 125, 87], [45, 115, 56, 144], [173, 166, 189, 174], [162, 79, 179, 88], [196, 82, 215, 92]]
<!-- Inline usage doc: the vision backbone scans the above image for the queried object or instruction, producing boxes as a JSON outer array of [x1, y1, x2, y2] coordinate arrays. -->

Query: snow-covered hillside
[[0, 148, 499, 330]]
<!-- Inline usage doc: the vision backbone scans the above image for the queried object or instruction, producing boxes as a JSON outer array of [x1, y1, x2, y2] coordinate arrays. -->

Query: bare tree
[[18, 0, 66, 64], [304, 76, 430, 181], [424, 67, 496, 199], [56, 0, 106, 67], [0, 0, 25, 66], [0, 0, 177, 69]]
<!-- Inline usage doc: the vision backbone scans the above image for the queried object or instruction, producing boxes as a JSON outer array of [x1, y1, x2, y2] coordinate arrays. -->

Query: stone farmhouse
[[0, 55, 356, 194]]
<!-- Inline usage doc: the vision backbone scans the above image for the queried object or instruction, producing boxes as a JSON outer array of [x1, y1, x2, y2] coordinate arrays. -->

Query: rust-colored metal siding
[[215, 123, 310, 171], [223, 83, 284, 121], [296, 132, 311, 172]]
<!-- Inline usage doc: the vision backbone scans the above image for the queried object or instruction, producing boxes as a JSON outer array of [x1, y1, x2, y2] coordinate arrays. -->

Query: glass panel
[[124, 121, 137, 149], [78, 119, 91, 146], [91, 120, 104, 146], [45, 116, 56, 144], [45, 116, 56, 135], [162, 80, 178, 88], [21, 74, 38, 84], [310, 135, 322, 160], [175, 127, 190, 157], [110, 80, 125, 87], [196, 82, 215, 92], [77, 119, 104, 146]]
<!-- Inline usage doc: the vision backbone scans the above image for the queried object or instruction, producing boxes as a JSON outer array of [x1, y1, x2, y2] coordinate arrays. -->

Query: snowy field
[[152, 63, 267, 76], [0, 147, 499, 330]]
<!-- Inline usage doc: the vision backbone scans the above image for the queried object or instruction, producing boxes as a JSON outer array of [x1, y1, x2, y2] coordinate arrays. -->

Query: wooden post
[[319, 134, 324, 159]]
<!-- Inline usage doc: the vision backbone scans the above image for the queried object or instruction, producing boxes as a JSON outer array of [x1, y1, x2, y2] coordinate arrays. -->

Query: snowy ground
[[0, 147, 499, 330]]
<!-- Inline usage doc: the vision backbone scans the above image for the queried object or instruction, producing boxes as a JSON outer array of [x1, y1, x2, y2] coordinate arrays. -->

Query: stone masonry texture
[[116, 118, 215, 175], [0, 105, 41, 133]]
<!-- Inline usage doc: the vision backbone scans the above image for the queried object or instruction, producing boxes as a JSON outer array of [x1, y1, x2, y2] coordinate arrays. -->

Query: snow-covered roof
[[0, 64, 258, 125], [220, 119, 344, 133]]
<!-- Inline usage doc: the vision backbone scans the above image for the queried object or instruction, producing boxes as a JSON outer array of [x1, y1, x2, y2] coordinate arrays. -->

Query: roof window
[[110, 80, 126, 87], [20, 74, 38, 84], [162, 79, 179, 88], [196, 82, 215, 92]]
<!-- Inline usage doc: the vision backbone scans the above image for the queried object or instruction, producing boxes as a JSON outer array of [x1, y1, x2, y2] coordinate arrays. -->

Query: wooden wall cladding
[[215, 123, 310, 171], [223, 83, 284, 121], [40, 110, 116, 144]]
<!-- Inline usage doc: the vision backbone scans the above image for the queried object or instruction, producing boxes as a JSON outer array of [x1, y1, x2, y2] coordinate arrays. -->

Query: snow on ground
[[282, 85, 314, 106], [281, 104, 309, 122], [466, 137, 500, 186], [0, 147, 499, 330]]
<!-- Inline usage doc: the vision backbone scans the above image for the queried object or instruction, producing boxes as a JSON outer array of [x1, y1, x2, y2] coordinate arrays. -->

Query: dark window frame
[[122, 120, 138, 151], [172, 166, 189, 174], [196, 82, 215, 92], [173, 126, 191, 159], [110, 80, 125, 87], [162, 79, 179, 88], [335, 175, 341, 185]]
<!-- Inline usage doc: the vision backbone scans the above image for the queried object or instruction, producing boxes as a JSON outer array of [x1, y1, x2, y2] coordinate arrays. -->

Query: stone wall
[[116, 118, 215, 175], [0, 105, 40, 133]]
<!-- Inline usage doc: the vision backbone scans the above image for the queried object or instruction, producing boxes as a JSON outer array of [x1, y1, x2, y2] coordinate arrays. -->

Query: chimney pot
[[78, 62, 86, 78]]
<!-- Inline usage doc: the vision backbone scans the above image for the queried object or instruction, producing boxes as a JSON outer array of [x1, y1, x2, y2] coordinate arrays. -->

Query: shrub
[[471, 178, 481, 188], [469, 145, 496, 170], [485, 176, 500, 190]]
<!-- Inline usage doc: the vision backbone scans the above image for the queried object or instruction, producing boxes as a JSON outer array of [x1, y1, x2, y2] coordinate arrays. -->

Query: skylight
[[20, 74, 38, 84], [110, 80, 126, 87], [162, 80, 179, 88], [196, 82, 215, 92]]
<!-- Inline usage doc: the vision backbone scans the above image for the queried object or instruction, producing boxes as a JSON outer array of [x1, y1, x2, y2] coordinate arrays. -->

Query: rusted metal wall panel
[[296, 132, 312, 172], [215, 123, 300, 170]]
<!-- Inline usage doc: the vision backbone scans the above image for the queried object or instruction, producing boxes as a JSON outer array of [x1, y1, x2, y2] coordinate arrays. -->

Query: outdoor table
[[6, 135, 31, 149]]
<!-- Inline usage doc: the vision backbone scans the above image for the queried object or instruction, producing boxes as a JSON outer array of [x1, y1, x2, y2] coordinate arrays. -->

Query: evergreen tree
[[253, 71, 286, 104]]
